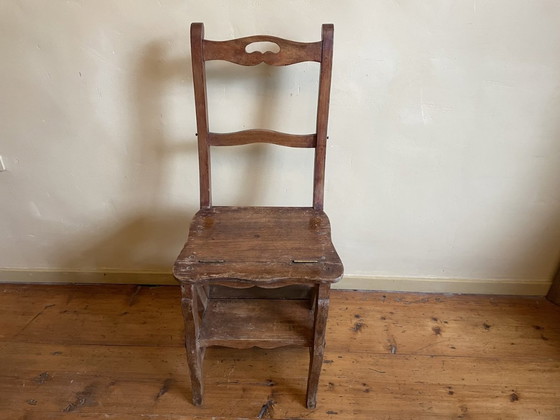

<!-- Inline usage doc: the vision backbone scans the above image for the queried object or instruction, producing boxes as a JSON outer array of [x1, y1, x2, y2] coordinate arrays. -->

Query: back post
[[312, 24, 334, 211], [191, 23, 212, 208]]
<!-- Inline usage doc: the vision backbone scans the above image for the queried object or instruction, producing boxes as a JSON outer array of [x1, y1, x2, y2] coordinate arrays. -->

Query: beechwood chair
[[173, 23, 343, 409]]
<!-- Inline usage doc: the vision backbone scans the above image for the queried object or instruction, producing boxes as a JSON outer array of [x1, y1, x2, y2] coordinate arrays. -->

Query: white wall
[[1, 1, 559, 293]]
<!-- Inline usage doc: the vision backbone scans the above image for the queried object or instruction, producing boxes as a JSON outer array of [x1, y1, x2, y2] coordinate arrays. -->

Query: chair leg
[[181, 284, 204, 405], [306, 283, 330, 409]]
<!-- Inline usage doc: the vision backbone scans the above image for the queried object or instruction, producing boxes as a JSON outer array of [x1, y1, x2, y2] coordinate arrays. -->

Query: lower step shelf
[[198, 298, 314, 349]]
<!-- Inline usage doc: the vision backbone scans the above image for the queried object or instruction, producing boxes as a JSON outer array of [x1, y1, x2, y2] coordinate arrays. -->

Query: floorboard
[[0, 284, 559, 419]]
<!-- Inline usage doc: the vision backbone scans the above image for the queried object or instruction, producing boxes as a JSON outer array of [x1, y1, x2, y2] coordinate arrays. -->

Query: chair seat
[[173, 206, 343, 286]]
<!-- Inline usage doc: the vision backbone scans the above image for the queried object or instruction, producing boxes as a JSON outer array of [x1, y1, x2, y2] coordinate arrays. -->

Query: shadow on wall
[[60, 40, 197, 275], [62, 213, 194, 273], [204, 61, 293, 205], [500, 92, 560, 283], [58, 39, 288, 275]]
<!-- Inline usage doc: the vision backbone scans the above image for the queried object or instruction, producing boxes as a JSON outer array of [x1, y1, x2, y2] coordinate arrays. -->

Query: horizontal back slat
[[203, 36, 322, 66], [208, 130, 316, 148]]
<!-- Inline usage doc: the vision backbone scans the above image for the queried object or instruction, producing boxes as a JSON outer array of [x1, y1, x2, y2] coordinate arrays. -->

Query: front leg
[[306, 283, 330, 408], [181, 283, 205, 405]]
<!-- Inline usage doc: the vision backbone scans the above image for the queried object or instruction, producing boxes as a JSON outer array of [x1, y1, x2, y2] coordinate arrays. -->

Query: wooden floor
[[1, 284, 559, 419]]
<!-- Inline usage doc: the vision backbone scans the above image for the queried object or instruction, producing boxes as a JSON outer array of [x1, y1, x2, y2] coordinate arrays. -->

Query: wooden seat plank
[[174, 207, 343, 285]]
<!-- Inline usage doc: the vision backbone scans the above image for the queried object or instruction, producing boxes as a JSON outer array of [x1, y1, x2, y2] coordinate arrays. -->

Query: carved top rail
[[203, 36, 322, 66]]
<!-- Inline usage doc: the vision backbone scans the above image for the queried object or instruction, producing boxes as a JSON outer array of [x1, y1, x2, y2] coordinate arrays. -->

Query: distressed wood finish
[[176, 23, 340, 408], [306, 283, 330, 408], [191, 23, 211, 208], [208, 129, 316, 148], [173, 207, 343, 285], [198, 299, 314, 348], [208, 284, 313, 299], [180, 284, 204, 405]]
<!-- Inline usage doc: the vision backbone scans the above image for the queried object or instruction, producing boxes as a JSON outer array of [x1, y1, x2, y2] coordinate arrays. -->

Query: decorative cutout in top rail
[[245, 41, 281, 54], [203, 36, 322, 66]]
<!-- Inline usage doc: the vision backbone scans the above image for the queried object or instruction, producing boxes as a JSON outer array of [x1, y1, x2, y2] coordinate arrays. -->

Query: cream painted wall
[[1, 1, 560, 293]]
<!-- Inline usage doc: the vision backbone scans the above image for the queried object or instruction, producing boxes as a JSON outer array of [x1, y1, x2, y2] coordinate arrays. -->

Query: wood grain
[[198, 299, 313, 348], [207, 129, 316, 148], [313, 24, 334, 210], [1, 284, 560, 418], [174, 206, 343, 284], [181, 284, 204, 405], [191, 23, 211, 208], [306, 283, 330, 408]]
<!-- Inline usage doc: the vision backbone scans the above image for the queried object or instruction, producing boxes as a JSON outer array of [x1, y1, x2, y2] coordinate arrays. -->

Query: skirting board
[[0, 270, 551, 296]]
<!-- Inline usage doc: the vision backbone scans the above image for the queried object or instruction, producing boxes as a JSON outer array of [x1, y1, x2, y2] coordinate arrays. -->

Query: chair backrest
[[190, 22, 333, 210]]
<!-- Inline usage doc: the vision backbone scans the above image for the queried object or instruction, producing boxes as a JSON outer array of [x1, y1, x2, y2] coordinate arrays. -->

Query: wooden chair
[[173, 22, 343, 409]]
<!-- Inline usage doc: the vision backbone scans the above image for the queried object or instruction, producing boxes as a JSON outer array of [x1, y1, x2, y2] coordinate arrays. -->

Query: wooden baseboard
[[0, 269, 174, 285], [0, 269, 551, 296], [338, 274, 551, 296]]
